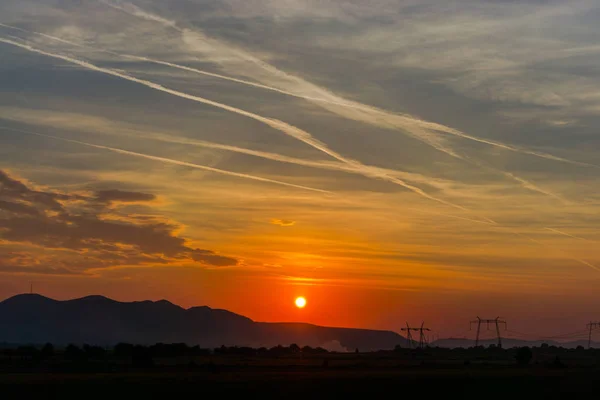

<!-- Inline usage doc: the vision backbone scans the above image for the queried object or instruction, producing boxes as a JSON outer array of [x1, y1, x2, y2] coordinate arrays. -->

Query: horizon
[[1, 0, 600, 343], [2, 291, 598, 346]]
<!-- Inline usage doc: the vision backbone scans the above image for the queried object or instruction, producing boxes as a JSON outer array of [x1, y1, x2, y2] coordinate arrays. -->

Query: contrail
[[7, 0, 575, 203], [545, 227, 593, 242], [2, 125, 502, 226], [0, 22, 89, 48], [0, 21, 588, 202], [0, 36, 470, 211], [90, 0, 599, 170], [574, 259, 600, 273], [465, 156, 568, 204], [88, 3, 598, 199], [115, 130, 456, 187], [0, 127, 330, 193], [124, 56, 596, 169], [499, 171, 567, 204], [510, 229, 600, 273]]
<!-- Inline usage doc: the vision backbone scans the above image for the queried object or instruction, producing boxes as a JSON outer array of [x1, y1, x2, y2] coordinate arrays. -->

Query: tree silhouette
[[65, 344, 84, 361], [40, 343, 54, 360], [515, 347, 533, 365], [114, 343, 134, 357]]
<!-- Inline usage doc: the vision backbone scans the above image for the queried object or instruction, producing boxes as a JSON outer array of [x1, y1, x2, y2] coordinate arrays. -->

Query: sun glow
[[295, 296, 307, 308]]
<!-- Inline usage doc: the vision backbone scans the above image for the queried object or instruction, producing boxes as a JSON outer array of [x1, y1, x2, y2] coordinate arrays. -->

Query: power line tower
[[470, 317, 507, 348], [587, 322, 600, 348], [401, 322, 431, 349]]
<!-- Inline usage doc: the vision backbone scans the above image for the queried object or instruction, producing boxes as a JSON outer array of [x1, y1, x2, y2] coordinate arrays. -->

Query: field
[[1, 346, 600, 398]]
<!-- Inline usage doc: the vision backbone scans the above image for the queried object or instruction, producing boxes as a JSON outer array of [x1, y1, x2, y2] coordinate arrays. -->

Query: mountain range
[[2, 294, 595, 350], [0, 294, 404, 350]]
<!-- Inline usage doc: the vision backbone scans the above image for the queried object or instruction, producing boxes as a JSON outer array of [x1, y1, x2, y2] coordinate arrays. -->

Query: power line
[[587, 322, 600, 349], [401, 322, 431, 349], [470, 317, 507, 347]]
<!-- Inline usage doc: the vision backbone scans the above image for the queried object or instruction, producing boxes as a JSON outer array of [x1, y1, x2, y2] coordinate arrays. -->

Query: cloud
[[271, 219, 296, 227], [2, 11, 585, 211], [5, 127, 329, 194], [0, 169, 238, 274], [190, 249, 238, 267], [0, 35, 469, 210], [94, 189, 156, 203]]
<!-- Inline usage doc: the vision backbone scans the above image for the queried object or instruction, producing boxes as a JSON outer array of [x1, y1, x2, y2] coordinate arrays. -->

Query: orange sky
[[1, 0, 600, 341]]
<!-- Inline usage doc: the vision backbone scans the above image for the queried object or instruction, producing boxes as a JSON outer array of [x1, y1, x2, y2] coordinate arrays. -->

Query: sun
[[295, 296, 307, 308]]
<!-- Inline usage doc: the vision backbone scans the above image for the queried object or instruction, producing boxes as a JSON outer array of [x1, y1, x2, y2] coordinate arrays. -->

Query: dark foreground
[[2, 345, 600, 398], [2, 366, 600, 399]]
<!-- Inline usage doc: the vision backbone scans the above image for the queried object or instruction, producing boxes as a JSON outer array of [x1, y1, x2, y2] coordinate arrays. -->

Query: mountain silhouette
[[0, 294, 403, 350]]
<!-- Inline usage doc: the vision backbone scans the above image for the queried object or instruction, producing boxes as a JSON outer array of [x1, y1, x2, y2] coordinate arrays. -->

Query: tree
[[65, 344, 83, 361], [132, 345, 154, 367], [114, 343, 134, 357], [515, 346, 533, 365], [41, 343, 54, 360]]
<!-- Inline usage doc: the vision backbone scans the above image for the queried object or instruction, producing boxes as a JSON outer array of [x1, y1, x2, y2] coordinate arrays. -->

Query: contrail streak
[[117, 130, 444, 183], [0, 21, 587, 202], [500, 171, 567, 204], [2, 125, 502, 226], [0, 36, 469, 211], [0, 127, 330, 193], [574, 259, 600, 273], [122, 56, 596, 169], [90, 1, 599, 170], [510, 229, 600, 273], [4, 12, 586, 172], [545, 227, 593, 242], [6, 0, 576, 202], [466, 157, 568, 203], [0, 22, 88, 48]]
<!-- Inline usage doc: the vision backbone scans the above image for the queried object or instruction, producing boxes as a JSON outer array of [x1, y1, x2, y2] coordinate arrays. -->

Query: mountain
[[0, 294, 404, 350]]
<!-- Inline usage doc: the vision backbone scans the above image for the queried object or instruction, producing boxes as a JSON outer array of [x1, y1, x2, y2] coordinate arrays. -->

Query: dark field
[[2, 346, 600, 398]]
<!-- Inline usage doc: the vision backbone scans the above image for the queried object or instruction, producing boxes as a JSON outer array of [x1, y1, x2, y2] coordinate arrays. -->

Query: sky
[[0, 0, 599, 340]]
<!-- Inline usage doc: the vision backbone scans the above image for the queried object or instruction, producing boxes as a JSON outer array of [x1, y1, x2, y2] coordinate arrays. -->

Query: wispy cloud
[[4, 14, 593, 208], [84, 1, 598, 204], [0, 36, 477, 212], [0, 126, 330, 194]]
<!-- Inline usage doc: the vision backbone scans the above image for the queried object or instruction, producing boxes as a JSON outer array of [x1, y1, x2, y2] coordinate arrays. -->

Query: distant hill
[[431, 337, 599, 349], [0, 294, 404, 350]]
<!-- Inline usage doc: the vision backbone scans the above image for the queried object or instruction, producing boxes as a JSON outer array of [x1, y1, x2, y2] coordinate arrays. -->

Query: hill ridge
[[0, 293, 403, 350]]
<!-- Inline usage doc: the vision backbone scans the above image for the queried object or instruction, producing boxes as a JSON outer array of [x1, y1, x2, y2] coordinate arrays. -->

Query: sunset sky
[[1, 0, 599, 339]]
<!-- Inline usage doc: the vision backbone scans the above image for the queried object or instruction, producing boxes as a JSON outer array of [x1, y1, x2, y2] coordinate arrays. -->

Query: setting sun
[[295, 297, 307, 308]]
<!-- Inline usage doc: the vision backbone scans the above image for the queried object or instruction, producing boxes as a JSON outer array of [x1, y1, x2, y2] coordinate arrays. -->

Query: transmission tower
[[587, 322, 600, 348], [401, 322, 431, 349], [470, 317, 507, 348]]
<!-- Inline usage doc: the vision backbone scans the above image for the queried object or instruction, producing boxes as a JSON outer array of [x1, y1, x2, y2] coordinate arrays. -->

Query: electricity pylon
[[470, 317, 507, 348], [401, 322, 431, 349], [587, 322, 600, 348]]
